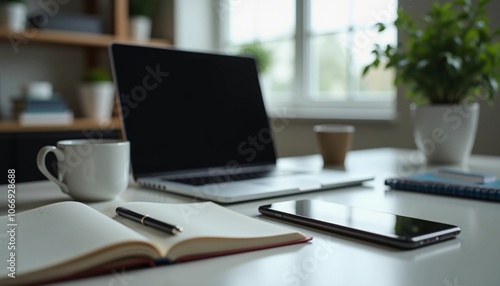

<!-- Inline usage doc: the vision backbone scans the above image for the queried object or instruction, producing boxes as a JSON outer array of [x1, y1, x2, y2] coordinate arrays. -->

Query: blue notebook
[[385, 172, 500, 202]]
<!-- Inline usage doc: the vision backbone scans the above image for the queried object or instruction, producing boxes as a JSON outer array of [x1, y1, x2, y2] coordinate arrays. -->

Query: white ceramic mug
[[37, 139, 130, 201]]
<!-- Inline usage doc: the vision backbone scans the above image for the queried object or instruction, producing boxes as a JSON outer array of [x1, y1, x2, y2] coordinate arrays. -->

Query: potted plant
[[78, 67, 115, 121], [238, 42, 272, 74], [238, 42, 272, 94], [363, 0, 500, 164], [0, 0, 27, 32], [129, 0, 154, 41]]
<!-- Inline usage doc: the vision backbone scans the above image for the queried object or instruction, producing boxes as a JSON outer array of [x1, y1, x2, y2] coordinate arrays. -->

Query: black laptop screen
[[110, 44, 277, 177]]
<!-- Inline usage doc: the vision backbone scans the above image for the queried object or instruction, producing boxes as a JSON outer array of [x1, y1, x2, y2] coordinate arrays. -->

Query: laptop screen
[[109, 43, 277, 177]]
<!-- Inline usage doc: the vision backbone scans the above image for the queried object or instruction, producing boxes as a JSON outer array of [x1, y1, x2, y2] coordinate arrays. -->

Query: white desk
[[1, 148, 500, 286]]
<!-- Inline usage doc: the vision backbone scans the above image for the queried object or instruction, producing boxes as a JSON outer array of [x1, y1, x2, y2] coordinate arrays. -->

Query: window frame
[[218, 0, 397, 121]]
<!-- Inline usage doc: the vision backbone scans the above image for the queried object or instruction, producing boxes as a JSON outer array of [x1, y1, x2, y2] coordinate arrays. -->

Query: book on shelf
[[12, 94, 74, 125], [385, 169, 500, 202], [18, 110, 74, 125], [0, 201, 311, 285], [12, 96, 69, 113]]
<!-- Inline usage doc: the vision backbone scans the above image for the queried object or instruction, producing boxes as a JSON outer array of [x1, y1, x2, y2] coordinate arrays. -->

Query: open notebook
[[0, 201, 310, 285], [109, 43, 373, 203]]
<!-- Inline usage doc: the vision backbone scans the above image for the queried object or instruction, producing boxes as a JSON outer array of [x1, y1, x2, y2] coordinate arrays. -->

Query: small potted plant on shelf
[[0, 0, 27, 32], [362, 0, 500, 164], [129, 0, 154, 41], [78, 67, 115, 121]]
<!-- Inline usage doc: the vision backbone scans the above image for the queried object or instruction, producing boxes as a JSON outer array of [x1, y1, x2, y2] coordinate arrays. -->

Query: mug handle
[[37, 146, 70, 194]]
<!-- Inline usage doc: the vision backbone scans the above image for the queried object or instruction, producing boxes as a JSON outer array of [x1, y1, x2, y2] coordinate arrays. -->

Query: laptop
[[109, 43, 373, 203]]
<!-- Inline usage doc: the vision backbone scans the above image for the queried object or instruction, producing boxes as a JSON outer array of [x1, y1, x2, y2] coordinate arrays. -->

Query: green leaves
[[83, 68, 112, 83], [129, 0, 154, 17], [238, 42, 272, 74], [362, 0, 500, 104]]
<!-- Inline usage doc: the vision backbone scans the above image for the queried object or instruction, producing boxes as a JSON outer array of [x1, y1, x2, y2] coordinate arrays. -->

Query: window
[[220, 0, 398, 120]]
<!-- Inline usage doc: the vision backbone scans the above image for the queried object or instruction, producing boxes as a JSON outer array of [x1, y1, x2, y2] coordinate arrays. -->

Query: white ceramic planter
[[79, 82, 115, 121], [129, 16, 152, 41], [0, 2, 27, 32], [410, 102, 479, 165]]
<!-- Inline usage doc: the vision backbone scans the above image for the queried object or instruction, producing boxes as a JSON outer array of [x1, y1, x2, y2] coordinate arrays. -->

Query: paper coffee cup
[[314, 124, 355, 165]]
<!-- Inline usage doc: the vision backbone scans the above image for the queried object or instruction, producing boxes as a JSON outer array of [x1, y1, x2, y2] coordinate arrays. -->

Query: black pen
[[115, 207, 183, 235]]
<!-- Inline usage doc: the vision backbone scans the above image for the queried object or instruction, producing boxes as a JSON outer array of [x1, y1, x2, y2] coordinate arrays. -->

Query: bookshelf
[[0, 0, 172, 181], [0, 28, 171, 48], [0, 0, 173, 133], [0, 0, 172, 48], [0, 117, 122, 133]]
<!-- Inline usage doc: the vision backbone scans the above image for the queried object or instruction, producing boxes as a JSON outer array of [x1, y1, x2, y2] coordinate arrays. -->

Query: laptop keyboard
[[163, 170, 296, 186]]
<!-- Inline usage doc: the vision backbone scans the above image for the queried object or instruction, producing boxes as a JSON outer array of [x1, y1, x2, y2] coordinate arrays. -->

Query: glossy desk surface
[[1, 148, 499, 286]]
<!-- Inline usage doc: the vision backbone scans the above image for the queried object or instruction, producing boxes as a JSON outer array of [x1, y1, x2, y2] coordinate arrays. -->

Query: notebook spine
[[384, 178, 500, 202]]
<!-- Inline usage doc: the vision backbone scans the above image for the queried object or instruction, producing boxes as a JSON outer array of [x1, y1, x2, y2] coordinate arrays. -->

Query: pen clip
[[140, 214, 150, 225]]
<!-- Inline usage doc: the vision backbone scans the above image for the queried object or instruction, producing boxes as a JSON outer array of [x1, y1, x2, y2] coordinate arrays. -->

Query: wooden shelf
[[0, 117, 122, 133], [0, 28, 171, 48], [0, 0, 172, 138]]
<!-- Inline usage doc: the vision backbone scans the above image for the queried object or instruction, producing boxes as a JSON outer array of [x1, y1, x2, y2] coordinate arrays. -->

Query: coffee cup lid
[[313, 124, 355, 133]]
